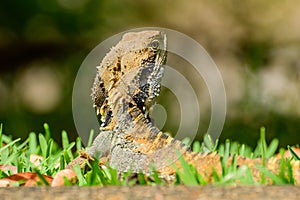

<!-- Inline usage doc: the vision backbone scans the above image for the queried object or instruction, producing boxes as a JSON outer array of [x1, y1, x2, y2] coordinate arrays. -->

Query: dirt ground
[[0, 185, 299, 200]]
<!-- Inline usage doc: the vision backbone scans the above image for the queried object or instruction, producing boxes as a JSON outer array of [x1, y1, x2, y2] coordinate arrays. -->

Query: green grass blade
[[87, 130, 94, 147], [63, 150, 71, 164], [0, 124, 2, 150], [190, 165, 206, 185], [74, 164, 86, 186], [260, 127, 267, 184], [222, 139, 230, 175], [0, 138, 21, 153], [38, 133, 47, 158], [1, 134, 12, 144], [218, 144, 224, 156], [76, 137, 82, 152], [46, 139, 53, 158], [192, 141, 201, 153], [287, 145, 300, 160], [212, 168, 220, 182], [0, 169, 8, 178], [213, 139, 219, 152], [286, 160, 295, 184], [230, 142, 239, 155], [60, 155, 65, 170], [63, 176, 72, 186], [62, 130, 69, 150], [218, 165, 247, 185], [16, 138, 30, 151], [278, 148, 286, 179], [33, 168, 50, 186], [43, 123, 51, 142], [239, 144, 245, 157], [29, 132, 37, 154], [150, 165, 163, 185], [90, 160, 102, 185], [137, 172, 147, 185], [182, 137, 191, 146], [106, 167, 120, 185], [240, 166, 254, 184], [266, 138, 279, 158], [175, 155, 198, 185], [203, 134, 215, 152], [256, 164, 286, 185]]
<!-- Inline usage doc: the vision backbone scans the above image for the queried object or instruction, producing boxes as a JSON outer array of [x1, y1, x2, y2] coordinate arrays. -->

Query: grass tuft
[[0, 124, 299, 186]]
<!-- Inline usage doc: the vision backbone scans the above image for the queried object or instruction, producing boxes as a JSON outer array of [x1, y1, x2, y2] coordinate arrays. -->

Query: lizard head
[[121, 30, 167, 66], [91, 30, 167, 128], [120, 30, 167, 115]]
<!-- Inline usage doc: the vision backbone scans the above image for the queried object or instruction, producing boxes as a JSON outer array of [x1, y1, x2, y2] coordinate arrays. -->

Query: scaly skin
[[68, 30, 300, 184]]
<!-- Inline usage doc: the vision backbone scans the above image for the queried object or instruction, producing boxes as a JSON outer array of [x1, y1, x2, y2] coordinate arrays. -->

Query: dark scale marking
[[191, 152, 199, 160], [128, 102, 134, 108], [116, 62, 121, 70], [119, 96, 125, 104], [149, 125, 160, 135], [137, 64, 164, 106], [185, 146, 192, 152], [95, 107, 102, 124], [144, 125, 160, 139], [179, 142, 187, 149], [133, 92, 148, 113], [147, 131, 159, 140], [140, 84, 150, 97], [160, 133, 169, 140], [103, 110, 112, 127], [139, 64, 154, 86], [129, 107, 143, 121], [92, 80, 107, 107]]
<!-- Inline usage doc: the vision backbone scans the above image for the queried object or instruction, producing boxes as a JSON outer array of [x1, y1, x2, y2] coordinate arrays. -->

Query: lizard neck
[[100, 62, 165, 133], [105, 86, 158, 135]]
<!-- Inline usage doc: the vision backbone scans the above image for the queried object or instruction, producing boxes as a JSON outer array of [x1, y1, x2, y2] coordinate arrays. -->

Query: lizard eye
[[150, 39, 160, 50]]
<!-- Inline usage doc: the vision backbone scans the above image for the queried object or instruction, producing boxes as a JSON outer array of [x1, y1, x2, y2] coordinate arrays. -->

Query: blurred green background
[[0, 0, 299, 148]]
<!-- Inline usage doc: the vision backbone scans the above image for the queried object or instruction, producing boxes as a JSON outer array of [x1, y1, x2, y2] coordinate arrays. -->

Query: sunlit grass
[[0, 123, 299, 186]]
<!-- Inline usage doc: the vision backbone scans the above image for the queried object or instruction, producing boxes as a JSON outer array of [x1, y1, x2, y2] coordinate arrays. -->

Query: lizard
[[68, 30, 300, 184]]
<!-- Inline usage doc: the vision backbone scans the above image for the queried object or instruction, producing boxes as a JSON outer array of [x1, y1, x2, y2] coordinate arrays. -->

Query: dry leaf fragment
[[0, 172, 53, 187]]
